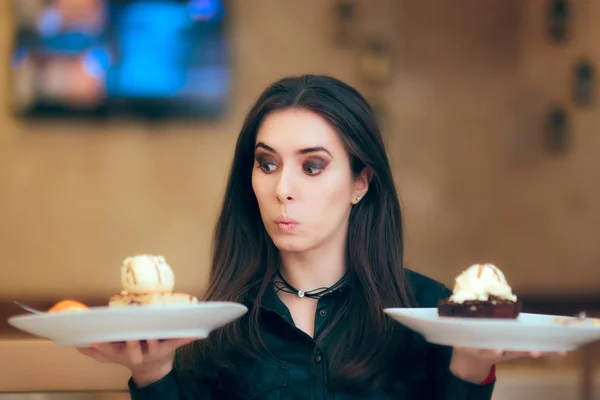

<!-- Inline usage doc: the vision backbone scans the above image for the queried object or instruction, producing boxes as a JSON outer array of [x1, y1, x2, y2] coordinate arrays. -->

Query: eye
[[258, 162, 277, 173], [304, 166, 321, 175], [303, 160, 325, 175], [255, 153, 279, 173]]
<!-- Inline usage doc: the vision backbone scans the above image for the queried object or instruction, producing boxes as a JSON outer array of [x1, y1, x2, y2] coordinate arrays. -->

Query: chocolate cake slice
[[437, 296, 522, 319]]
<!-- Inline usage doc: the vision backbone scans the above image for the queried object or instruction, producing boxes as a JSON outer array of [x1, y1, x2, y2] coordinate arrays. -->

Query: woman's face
[[252, 108, 368, 253]]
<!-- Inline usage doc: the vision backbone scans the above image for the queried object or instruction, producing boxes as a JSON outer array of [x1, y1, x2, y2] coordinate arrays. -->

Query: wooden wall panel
[[0, 0, 599, 303]]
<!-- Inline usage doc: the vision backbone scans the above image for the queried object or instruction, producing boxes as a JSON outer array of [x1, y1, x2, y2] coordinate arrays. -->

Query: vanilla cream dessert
[[448, 263, 517, 304], [121, 255, 175, 294], [109, 254, 198, 307], [437, 263, 522, 318], [109, 291, 199, 307]]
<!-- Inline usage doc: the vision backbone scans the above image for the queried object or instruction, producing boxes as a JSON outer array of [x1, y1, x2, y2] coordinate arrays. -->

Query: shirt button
[[315, 353, 322, 363], [319, 310, 327, 317]]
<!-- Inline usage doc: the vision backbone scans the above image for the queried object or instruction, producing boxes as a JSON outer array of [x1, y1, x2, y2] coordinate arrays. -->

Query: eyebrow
[[255, 142, 332, 157]]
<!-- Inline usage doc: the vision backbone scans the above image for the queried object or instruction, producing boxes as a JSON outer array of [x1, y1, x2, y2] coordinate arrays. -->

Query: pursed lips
[[274, 217, 299, 233]]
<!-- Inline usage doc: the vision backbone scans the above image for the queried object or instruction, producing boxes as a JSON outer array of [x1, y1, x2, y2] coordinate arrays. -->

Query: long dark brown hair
[[180, 74, 414, 390]]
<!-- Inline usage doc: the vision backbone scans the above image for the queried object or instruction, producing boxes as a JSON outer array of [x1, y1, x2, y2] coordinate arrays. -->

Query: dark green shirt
[[129, 270, 495, 399]]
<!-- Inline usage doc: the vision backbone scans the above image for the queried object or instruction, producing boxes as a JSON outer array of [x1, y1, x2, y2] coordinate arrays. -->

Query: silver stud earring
[[355, 195, 361, 202]]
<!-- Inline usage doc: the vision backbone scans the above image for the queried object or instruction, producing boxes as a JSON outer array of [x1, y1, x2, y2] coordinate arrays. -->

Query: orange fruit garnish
[[48, 299, 88, 313]]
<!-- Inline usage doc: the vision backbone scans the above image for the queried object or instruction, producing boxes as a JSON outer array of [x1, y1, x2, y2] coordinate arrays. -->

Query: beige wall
[[0, 0, 599, 302]]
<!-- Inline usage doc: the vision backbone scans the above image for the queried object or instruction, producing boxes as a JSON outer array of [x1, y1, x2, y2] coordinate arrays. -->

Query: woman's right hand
[[77, 338, 196, 387]]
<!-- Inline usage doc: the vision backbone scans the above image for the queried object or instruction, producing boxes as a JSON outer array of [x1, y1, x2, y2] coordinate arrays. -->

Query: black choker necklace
[[274, 269, 348, 299]]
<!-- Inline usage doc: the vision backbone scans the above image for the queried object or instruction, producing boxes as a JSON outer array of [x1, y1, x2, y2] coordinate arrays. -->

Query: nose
[[276, 167, 294, 203]]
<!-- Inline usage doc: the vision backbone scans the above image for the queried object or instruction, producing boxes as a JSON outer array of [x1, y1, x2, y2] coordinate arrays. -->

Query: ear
[[352, 168, 373, 204]]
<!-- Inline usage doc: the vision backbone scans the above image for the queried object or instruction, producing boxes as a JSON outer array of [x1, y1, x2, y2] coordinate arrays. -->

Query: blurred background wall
[[1, 0, 599, 302], [0, 0, 599, 399]]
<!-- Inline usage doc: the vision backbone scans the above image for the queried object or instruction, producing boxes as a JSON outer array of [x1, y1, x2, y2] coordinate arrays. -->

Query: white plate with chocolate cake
[[8, 255, 248, 347], [385, 264, 600, 351]]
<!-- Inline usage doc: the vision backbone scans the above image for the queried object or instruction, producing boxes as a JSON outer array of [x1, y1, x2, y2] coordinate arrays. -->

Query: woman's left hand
[[449, 347, 567, 384]]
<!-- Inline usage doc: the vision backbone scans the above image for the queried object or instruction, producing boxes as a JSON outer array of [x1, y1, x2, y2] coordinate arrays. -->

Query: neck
[[279, 242, 347, 292]]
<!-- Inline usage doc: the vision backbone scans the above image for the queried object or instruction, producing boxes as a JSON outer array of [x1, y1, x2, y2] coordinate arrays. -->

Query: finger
[[126, 341, 144, 365], [146, 339, 160, 357], [477, 349, 510, 359], [529, 351, 542, 358], [505, 351, 530, 359], [160, 337, 197, 355], [498, 350, 525, 359], [91, 342, 124, 358]]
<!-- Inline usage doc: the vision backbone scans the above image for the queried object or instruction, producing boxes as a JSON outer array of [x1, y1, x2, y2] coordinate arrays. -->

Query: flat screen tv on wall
[[9, 0, 231, 120]]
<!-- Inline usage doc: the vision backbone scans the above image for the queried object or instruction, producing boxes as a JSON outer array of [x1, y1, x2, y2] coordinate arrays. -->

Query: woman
[[79, 75, 544, 399]]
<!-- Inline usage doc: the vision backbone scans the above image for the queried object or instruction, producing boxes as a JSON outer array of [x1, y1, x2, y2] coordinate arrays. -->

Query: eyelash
[[303, 164, 323, 175], [255, 159, 325, 176], [257, 162, 277, 173]]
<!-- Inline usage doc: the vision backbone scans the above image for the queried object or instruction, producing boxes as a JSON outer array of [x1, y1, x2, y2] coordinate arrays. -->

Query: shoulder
[[404, 268, 452, 307]]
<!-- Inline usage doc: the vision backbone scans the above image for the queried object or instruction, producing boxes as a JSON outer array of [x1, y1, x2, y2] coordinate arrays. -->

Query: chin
[[271, 236, 312, 253]]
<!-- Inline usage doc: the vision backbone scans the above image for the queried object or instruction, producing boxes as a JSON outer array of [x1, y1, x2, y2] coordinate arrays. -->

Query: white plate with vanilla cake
[[8, 255, 248, 347]]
